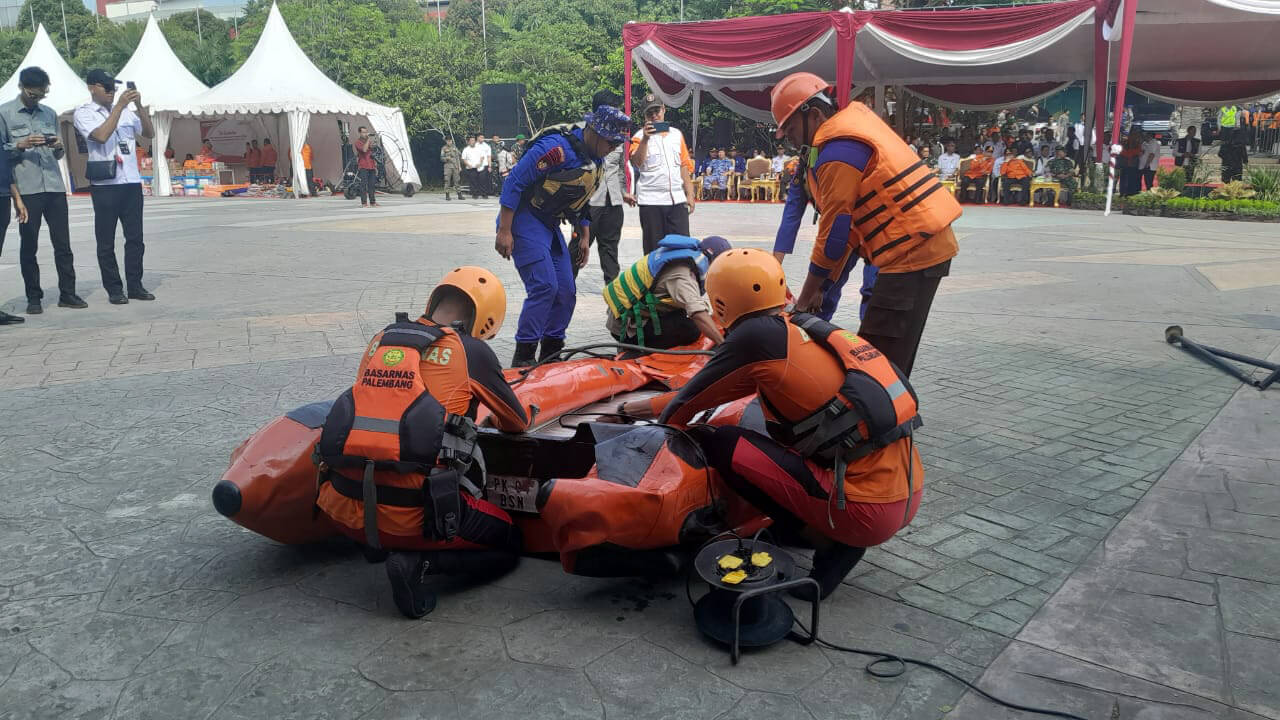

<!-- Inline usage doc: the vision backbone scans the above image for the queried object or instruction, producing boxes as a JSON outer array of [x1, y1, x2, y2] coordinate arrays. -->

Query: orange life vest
[[808, 102, 962, 270], [763, 313, 921, 512], [315, 316, 480, 548]]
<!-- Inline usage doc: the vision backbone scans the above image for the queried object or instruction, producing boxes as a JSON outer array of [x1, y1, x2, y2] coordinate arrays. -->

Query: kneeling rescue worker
[[314, 267, 531, 619], [604, 234, 731, 349], [771, 72, 960, 376], [632, 249, 924, 600]]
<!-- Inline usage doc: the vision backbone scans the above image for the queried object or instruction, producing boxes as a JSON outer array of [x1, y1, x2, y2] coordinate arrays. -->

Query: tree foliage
[[0, 0, 891, 178]]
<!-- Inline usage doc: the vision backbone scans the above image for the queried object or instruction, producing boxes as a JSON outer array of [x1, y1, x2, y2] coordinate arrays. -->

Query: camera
[[652, 121, 670, 133]]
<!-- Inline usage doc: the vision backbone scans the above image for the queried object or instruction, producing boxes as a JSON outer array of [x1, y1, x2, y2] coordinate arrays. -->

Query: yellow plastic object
[[751, 551, 773, 568], [718, 554, 744, 570], [721, 569, 747, 585]]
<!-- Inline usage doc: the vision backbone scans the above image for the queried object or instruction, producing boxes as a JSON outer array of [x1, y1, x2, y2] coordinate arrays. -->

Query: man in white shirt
[[1034, 145, 1053, 178], [474, 134, 494, 198], [629, 93, 695, 253], [771, 146, 788, 174], [460, 135, 485, 199], [73, 69, 155, 304], [1139, 132, 1161, 191], [936, 141, 961, 181], [577, 90, 633, 284]]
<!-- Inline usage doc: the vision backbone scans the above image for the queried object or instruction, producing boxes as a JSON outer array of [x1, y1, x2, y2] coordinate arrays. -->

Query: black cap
[[642, 93, 663, 112], [86, 69, 116, 91]]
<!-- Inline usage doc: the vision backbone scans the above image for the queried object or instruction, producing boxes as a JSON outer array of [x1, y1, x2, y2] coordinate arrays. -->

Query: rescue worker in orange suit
[[621, 250, 924, 600], [959, 146, 994, 204], [314, 267, 530, 619], [770, 72, 961, 376]]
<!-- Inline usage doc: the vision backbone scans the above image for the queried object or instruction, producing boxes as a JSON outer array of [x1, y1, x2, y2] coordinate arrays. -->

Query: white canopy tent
[[114, 14, 209, 196], [150, 2, 420, 197], [0, 24, 90, 193]]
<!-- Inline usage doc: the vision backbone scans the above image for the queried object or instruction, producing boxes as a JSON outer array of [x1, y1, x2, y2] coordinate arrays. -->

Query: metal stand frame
[[1166, 326, 1279, 391], [730, 577, 820, 665]]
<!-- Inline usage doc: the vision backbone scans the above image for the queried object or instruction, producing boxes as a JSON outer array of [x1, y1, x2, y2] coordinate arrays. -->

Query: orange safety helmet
[[705, 248, 788, 328], [771, 72, 832, 139], [426, 266, 507, 340]]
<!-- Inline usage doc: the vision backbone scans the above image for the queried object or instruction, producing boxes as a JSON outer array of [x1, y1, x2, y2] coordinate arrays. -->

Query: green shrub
[[1069, 191, 1108, 208], [1246, 167, 1280, 202], [1156, 167, 1186, 193], [1126, 192, 1167, 209], [1163, 196, 1280, 217]]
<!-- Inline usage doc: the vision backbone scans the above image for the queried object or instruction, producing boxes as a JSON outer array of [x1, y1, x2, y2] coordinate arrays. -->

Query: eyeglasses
[[21, 87, 47, 100]]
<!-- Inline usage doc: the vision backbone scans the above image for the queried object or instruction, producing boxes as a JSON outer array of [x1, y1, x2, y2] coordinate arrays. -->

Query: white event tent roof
[[117, 15, 208, 108], [0, 24, 89, 192], [151, 2, 420, 196]]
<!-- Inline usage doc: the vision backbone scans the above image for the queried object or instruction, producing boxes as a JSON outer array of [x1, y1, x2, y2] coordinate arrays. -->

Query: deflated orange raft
[[212, 345, 767, 575]]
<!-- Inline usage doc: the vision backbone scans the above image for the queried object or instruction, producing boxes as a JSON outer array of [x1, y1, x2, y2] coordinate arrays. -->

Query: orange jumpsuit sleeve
[[460, 335, 529, 432], [679, 136, 694, 176], [658, 317, 788, 427]]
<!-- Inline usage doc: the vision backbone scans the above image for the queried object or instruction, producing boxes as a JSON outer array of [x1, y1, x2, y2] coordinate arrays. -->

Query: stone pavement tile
[[1016, 565, 1229, 703], [1220, 578, 1280, 639], [212, 658, 389, 720], [968, 552, 1048, 586], [502, 608, 636, 668], [1009, 524, 1072, 552], [6, 554, 120, 601], [0, 650, 124, 720], [1226, 632, 1280, 719], [952, 576, 1026, 607], [361, 691, 459, 720], [586, 639, 741, 720], [1188, 530, 1280, 583], [706, 630, 833, 695], [933, 531, 1000, 559], [948, 641, 1263, 720], [99, 546, 229, 620], [0, 593, 104, 639], [1208, 505, 1280, 539], [27, 611, 176, 681], [359, 621, 507, 691], [919, 563, 988, 594], [199, 586, 402, 665], [895, 586, 981, 624], [718, 691, 814, 720], [116, 633, 254, 720], [943, 626, 1008, 667]]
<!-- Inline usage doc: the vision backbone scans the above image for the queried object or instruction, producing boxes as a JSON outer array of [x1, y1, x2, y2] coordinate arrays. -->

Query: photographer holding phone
[[0, 66, 84, 314], [628, 93, 695, 254], [74, 69, 155, 305]]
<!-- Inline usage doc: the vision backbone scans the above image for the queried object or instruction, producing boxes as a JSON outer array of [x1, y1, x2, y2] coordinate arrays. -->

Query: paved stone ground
[[0, 193, 1277, 719]]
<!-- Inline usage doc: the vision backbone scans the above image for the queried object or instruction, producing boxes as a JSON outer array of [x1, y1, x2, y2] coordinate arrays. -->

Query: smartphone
[[652, 121, 670, 133], [42, 134, 57, 144], [126, 81, 136, 90]]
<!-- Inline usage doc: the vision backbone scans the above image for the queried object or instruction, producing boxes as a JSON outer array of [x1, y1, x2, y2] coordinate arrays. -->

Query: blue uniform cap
[[584, 105, 632, 145], [699, 235, 732, 263]]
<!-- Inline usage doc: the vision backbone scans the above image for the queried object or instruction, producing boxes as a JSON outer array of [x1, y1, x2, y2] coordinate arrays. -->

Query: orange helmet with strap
[[705, 248, 788, 328], [771, 72, 832, 139], [426, 266, 506, 340]]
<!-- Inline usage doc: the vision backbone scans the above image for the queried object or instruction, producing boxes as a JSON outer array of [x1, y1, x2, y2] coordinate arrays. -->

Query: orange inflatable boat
[[212, 345, 768, 575]]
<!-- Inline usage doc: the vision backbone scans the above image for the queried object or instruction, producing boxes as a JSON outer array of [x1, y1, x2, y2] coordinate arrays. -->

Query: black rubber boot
[[538, 337, 566, 363], [791, 544, 866, 601], [511, 341, 538, 368], [386, 551, 438, 619]]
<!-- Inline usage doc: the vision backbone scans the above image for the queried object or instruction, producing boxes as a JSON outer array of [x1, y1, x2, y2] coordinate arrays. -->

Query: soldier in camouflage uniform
[[1047, 147, 1078, 204], [440, 139, 461, 201]]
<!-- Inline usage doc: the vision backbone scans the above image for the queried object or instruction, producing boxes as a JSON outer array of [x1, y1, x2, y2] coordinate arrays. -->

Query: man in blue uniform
[[771, 163, 879, 323], [495, 104, 630, 367]]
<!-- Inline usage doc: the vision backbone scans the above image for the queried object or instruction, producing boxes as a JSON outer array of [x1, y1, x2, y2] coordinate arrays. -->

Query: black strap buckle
[[425, 469, 461, 542]]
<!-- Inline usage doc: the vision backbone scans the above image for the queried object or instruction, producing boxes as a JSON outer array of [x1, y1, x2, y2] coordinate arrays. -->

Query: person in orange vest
[[769, 72, 960, 376], [300, 141, 314, 197], [999, 148, 1033, 205], [259, 138, 278, 183], [959, 145, 994, 204], [314, 267, 531, 618], [621, 249, 924, 600], [244, 141, 260, 183]]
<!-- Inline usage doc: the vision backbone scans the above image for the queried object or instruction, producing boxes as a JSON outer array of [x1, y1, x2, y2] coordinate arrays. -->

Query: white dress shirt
[[937, 152, 961, 180], [73, 102, 143, 185], [1139, 139, 1162, 170]]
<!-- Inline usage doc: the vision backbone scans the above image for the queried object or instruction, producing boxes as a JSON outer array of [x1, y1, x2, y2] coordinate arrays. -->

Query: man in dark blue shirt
[[494, 103, 630, 367]]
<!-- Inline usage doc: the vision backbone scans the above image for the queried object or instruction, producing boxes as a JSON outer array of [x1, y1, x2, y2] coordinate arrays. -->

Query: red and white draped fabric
[[624, 0, 1280, 118]]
